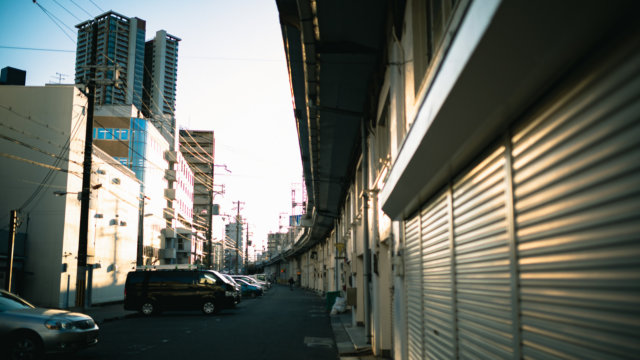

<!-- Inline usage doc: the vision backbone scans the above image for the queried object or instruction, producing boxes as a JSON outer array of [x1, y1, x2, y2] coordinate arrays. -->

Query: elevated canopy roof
[[276, 0, 388, 250]]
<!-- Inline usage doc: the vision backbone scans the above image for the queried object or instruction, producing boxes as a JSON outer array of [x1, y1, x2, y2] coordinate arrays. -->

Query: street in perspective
[[48, 285, 346, 360], [2, 1, 640, 360]]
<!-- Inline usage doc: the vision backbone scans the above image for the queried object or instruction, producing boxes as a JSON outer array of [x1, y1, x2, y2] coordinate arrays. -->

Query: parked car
[[210, 271, 241, 306], [234, 279, 264, 298], [124, 268, 237, 315], [0, 289, 99, 360], [232, 275, 268, 291], [250, 273, 272, 288]]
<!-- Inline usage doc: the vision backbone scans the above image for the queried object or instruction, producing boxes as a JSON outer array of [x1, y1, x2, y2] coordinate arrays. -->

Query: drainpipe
[[335, 220, 339, 292], [308, 251, 311, 289], [362, 119, 372, 344]]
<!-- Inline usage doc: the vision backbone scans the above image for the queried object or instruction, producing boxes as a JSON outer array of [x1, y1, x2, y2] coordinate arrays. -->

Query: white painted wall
[[0, 85, 140, 307]]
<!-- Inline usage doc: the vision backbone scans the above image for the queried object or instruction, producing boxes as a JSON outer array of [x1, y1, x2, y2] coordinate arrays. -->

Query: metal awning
[[276, 0, 387, 249]]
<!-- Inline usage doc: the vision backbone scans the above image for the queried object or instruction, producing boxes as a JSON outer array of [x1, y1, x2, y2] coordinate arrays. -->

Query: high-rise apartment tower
[[75, 11, 146, 110], [143, 30, 181, 144]]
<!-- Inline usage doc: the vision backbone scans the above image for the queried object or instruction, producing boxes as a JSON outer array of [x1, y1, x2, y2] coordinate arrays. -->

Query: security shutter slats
[[421, 193, 455, 359], [513, 44, 640, 359], [405, 215, 423, 360], [403, 28, 640, 360], [453, 146, 514, 360]]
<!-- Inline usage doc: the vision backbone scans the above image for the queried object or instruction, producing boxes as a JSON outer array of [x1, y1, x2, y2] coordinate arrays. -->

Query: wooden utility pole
[[5, 210, 17, 292], [245, 222, 249, 274], [75, 20, 122, 309], [75, 21, 98, 309], [233, 201, 244, 274]]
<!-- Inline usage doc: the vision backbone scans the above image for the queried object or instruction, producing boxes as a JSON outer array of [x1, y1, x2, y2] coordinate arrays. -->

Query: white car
[[0, 290, 99, 359], [250, 274, 272, 289], [231, 275, 268, 291]]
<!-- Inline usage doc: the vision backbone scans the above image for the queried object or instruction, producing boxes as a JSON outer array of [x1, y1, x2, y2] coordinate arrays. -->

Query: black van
[[124, 269, 237, 315]]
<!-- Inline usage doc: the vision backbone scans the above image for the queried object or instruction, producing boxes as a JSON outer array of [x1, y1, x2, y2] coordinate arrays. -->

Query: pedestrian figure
[[288, 277, 294, 290]]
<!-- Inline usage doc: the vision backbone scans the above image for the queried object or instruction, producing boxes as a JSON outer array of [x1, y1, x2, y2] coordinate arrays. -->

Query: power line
[[88, 0, 103, 13], [33, 1, 76, 44], [52, 0, 82, 22], [0, 152, 80, 176], [0, 133, 83, 166], [46, 17, 224, 226], [0, 103, 77, 136], [0, 121, 81, 155], [15, 104, 87, 212], [68, 0, 94, 18], [0, 45, 75, 53]]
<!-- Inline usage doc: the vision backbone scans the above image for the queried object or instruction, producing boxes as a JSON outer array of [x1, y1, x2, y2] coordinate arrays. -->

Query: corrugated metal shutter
[[452, 146, 515, 359], [421, 191, 455, 359], [512, 43, 640, 358], [405, 214, 423, 360]]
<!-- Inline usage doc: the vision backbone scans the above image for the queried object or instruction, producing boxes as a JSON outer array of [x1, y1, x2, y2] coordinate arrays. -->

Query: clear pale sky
[[0, 0, 303, 255]]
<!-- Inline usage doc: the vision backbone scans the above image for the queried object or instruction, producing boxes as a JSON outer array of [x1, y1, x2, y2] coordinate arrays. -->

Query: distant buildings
[[0, 66, 26, 85], [144, 31, 181, 144], [225, 221, 244, 272], [0, 10, 222, 309], [179, 130, 215, 267], [74, 12, 203, 267], [93, 105, 170, 266], [74, 11, 180, 145], [75, 12, 146, 110], [92, 105, 196, 266]]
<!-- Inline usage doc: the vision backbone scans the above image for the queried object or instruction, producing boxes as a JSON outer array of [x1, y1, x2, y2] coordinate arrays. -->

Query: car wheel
[[250, 292, 257, 299], [202, 301, 216, 315], [9, 332, 43, 360], [140, 300, 156, 316]]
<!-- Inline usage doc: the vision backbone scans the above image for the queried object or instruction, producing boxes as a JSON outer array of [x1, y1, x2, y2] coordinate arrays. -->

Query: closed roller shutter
[[405, 214, 423, 360], [421, 191, 455, 359], [512, 42, 640, 358], [453, 145, 515, 359]]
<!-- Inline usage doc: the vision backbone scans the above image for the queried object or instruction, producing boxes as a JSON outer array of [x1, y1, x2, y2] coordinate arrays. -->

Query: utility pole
[[5, 210, 18, 292], [233, 201, 244, 274], [75, 20, 122, 309], [75, 21, 98, 309], [245, 222, 249, 274]]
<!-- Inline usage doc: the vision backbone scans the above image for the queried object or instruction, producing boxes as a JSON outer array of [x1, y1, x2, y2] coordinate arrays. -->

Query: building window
[[96, 128, 107, 140], [94, 128, 130, 141], [412, 0, 458, 95]]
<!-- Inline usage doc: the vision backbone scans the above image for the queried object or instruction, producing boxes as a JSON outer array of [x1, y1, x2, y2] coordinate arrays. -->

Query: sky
[[0, 0, 303, 255]]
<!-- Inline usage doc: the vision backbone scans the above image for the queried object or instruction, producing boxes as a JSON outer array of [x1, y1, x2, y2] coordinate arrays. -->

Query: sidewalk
[[330, 308, 375, 359], [72, 302, 137, 325]]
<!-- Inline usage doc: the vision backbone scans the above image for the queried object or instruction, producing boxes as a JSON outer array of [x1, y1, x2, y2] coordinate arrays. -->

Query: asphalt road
[[53, 285, 338, 360]]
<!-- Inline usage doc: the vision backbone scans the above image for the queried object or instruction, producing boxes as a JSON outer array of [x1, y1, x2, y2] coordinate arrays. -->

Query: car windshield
[[222, 275, 238, 285], [210, 270, 233, 285], [237, 276, 257, 284], [0, 291, 35, 311]]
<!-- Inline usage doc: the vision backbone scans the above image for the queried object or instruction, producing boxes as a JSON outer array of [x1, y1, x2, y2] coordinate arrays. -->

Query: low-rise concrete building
[[275, 1, 640, 358], [0, 85, 140, 307]]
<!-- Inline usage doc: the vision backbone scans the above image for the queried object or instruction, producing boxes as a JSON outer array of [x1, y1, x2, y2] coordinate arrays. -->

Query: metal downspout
[[335, 219, 339, 292], [362, 119, 372, 344]]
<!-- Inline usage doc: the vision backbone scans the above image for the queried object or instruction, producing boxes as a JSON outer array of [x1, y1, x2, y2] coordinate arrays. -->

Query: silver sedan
[[0, 290, 99, 359]]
